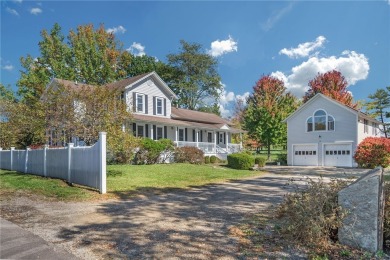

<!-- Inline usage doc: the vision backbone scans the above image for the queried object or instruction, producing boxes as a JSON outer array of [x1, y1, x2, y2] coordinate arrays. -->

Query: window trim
[[178, 128, 185, 142], [155, 97, 164, 116], [363, 119, 369, 134], [137, 124, 145, 137], [156, 125, 164, 140], [306, 109, 335, 132], [136, 93, 145, 113]]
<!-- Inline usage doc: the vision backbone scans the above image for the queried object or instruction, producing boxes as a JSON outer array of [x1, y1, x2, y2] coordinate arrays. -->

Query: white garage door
[[324, 143, 352, 167], [292, 144, 318, 166]]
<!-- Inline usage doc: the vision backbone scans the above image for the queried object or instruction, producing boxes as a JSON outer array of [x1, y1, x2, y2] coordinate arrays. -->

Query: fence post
[[10, 147, 15, 171], [43, 145, 48, 177], [0, 148, 2, 169], [99, 132, 107, 194], [67, 143, 74, 183], [25, 147, 31, 173]]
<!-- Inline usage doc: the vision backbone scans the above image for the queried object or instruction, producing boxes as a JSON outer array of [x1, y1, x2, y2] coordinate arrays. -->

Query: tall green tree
[[0, 84, 16, 102], [365, 87, 390, 138], [303, 70, 358, 109], [17, 23, 132, 104], [167, 40, 222, 110], [243, 75, 299, 159]]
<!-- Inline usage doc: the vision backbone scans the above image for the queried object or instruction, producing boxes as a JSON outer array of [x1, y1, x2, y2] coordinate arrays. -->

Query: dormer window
[[307, 109, 335, 132]]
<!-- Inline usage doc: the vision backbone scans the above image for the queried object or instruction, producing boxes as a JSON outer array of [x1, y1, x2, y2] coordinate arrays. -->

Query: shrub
[[277, 153, 287, 165], [204, 156, 210, 164], [134, 138, 174, 165], [354, 137, 390, 168], [384, 182, 390, 246], [227, 153, 254, 170], [254, 156, 266, 167], [107, 130, 140, 164], [210, 155, 218, 164], [277, 177, 349, 250], [174, 146, 204, 164]]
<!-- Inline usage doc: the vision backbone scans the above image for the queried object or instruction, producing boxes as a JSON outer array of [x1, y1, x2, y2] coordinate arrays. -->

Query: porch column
[[196, 129, 199, 148], [226, 132, 229, 152], [150, 124, 154, 140], [240, 132, 243, 149], [175, 127, 178, 142], [214, 131, 217, 153]]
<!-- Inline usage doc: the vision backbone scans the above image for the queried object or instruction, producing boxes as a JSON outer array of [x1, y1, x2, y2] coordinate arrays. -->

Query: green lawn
[[0, 163, 265, 201]]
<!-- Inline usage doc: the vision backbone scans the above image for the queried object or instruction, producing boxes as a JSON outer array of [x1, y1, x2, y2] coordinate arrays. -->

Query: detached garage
[[284, 93, 382, 168]]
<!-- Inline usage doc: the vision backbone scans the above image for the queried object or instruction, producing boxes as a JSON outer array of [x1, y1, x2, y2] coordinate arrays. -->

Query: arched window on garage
[[328, 115, 335, 131], [307, 109, 335, 132], [307, 117, 313, 132], [314, 110, 326, 131]]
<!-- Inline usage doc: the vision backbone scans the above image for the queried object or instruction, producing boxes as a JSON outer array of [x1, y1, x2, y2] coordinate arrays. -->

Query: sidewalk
[[0, 217, 79, 260]]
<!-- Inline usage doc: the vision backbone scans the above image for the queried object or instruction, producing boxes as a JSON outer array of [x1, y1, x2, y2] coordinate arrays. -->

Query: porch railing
[[174, 141, 242, 155]]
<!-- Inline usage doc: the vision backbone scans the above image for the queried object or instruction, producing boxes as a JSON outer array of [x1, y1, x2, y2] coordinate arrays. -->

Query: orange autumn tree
[[303, 70, 358, 109]]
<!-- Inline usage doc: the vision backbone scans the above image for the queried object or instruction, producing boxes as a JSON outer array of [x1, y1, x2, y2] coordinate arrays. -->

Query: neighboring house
[[284, 93, 382, 167], [47, 72, 243, 158]]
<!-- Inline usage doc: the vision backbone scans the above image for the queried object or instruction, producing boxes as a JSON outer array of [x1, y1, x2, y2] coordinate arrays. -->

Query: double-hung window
[[136, 93, 144, 113], [156, 97, 163, 115], [156, 126, 163, 140]]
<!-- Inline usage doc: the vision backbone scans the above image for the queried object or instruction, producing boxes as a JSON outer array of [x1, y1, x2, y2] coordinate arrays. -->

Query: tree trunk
[[267, 141, 271, 161]]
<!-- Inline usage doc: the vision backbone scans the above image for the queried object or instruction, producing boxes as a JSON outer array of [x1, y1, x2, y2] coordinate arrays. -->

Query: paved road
[[0, 217, 79, 260]]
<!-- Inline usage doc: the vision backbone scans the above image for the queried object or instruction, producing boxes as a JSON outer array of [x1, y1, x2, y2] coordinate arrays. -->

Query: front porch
[[175, 141, 242, 160]]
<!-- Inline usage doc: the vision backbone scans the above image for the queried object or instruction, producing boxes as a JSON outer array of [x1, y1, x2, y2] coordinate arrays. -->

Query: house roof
[[107, 71, 178, 99], [284, 93, 382, 124], [171, 107, 232, 125], [49, 78, 97, 92], [133, 113, 244, 133]]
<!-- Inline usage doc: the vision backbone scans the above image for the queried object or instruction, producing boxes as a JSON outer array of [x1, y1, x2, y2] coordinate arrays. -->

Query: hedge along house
[[284, 93, 382, 167], [47, 72, 244, 159]]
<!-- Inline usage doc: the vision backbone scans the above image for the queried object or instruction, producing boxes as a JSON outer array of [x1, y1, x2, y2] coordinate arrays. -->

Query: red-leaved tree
[[303, 70, 358, 109], [354, 137, 390, 168]]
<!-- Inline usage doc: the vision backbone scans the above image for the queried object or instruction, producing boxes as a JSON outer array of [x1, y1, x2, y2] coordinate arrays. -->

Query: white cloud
[[6, 7, 19, 16], [279, 36, 326, 59], [261, 2, 294, 31], [217, 84, 249, 118], [30, 7, 42, 15], [208, 35, 238, 57], [271, 50, 369, 97], [106, 25, 126, 34], [127, 42, 146, 56], [2, 65, 14, 71]]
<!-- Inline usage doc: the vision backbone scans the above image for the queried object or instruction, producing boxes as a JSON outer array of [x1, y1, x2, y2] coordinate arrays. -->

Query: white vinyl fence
[[0, 132, 106, 194]]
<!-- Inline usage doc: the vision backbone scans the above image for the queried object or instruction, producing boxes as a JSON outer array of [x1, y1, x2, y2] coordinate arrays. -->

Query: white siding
[[286, 95, 357, 166], [125, 77, 172, 118], [357, 116, 381, 143]]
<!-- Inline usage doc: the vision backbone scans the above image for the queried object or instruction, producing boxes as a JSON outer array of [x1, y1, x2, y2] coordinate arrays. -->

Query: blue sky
[[1, 0, 389, 117]]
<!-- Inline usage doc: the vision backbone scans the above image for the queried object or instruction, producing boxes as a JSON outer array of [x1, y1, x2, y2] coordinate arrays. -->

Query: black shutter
[[153, 96, 156, 115], [164, 126, 167, 139], [224, 132, 226, 144], [185, 128, 188, 141], [192, 129, 195, 142], [164, 98, 167, 116], [145, 95, 148, 114], [217, 131, 220, 144], [145, 124, 149, 138], [200, 131, 203, 142], [133, 92, 136, 112], [153, 125, 156, 140], [132, 123, 137, 136]]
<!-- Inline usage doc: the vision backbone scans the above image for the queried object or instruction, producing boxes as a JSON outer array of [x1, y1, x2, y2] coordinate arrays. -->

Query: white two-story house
[[48, 71, 243, 158], [284, 93, 382, 167]]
